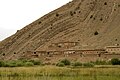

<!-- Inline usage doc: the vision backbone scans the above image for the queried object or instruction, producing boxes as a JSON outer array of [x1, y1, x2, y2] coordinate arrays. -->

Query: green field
[[0, 66, 120, 80]]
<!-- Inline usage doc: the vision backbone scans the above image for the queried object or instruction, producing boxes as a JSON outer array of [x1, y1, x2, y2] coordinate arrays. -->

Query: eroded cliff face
[[0, 0, 120, 59]]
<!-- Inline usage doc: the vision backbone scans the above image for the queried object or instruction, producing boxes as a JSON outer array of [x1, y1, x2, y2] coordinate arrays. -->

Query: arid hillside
[[0, 0, 120, 60]]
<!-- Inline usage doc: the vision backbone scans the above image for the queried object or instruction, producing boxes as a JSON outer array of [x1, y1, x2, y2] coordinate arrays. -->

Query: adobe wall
[[21, 49, 120, 64]]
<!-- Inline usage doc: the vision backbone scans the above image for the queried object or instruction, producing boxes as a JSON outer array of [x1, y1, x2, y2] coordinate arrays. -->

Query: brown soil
[[0, 0, 120, 61]]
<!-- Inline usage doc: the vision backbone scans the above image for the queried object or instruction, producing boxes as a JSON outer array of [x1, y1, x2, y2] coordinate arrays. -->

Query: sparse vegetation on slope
[[0, 0, 120, 61]]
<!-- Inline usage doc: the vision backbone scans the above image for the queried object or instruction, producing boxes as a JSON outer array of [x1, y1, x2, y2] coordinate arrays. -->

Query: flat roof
[[106, 46, 120, 48], [36, 49, 105, 52]]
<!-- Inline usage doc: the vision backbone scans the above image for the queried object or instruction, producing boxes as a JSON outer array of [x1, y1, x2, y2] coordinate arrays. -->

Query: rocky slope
[[0, 0, 120, 60]]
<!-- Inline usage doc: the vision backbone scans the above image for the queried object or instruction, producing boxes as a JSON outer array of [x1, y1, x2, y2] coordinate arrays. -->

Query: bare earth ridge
[[0, 0, 120, 62]]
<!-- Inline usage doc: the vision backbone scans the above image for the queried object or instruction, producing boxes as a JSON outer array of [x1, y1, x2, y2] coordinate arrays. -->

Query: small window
[[34, 52, 36, 54], [47, 52, 50, 55], [58, 45, 62, 48], [98, 54, 101, 57]]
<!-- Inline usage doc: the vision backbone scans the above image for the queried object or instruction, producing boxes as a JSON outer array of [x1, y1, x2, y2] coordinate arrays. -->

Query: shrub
[[29, 60, 41, 65], [0, 61, 5, 67], [93, 60, 108, 65], [100, 18, 103, 21], [18, 58, 27, 61], [94, 31, 99, 35], [2, 60, 24, 67], [0, 60, 42, 67], [4, 61, 17, 67], [38, 21, 41, 24], [72, 62, 82, 67], [16, 61, 24, 67], [104, 2, 107, 5], [118, 5, 120, 7], [83, 63, 94, 67], [60, 59, 71, 65], [90, 15, 93, 18], [56, 62, 65, 67], [14, 52, 16, 54], [70, 11, 74, 16], [24, 62, 34, 67], [56, 13, 59, 17], [111, 58, 120, 65]]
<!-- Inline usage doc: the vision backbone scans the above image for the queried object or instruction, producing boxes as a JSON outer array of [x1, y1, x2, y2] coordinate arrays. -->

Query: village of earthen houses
[[6, 42, 120, 64]]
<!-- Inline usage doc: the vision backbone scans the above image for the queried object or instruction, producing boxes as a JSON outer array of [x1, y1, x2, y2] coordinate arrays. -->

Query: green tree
[[60, 59, 71, 65]]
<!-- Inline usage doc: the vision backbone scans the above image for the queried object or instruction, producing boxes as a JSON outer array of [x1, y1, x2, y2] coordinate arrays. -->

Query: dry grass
[[0, 66, 120, 77], [0, 66, 120, 80]]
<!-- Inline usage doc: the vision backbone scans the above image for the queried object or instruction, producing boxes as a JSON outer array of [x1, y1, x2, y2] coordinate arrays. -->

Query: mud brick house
[[24, 51, 33, 57], [34, 43, 107, 58], [35, 51, 47, 56], [74, 49, 106, 57], [35, 47, 64, 57], [105, 46, 120, 53], [80, 49, 106, 54], [19, 51, 34, 59]]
